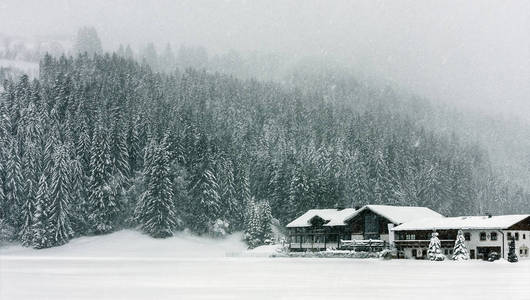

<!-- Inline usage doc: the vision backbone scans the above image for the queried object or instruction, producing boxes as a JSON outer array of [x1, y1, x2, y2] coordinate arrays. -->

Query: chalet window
[[490, 232, 497, 241], [524, 234, 526, 239], [305, 235, 313, 243], [515, 232, 519, 240], [480, 232, 487, 241], [520, 249, 523, 255], [327, 235, 337, 243], [406, 234, 415, 240], [464, 232, 471, 241], [507, 232, 512, 239]]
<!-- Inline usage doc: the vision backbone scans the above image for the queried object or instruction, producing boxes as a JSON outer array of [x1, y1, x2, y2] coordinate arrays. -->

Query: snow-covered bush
[[210, 219, 230, 237], [380, 249, 394, 260]]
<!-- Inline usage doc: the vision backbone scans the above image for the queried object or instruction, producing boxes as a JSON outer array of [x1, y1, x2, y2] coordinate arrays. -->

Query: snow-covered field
[[1, 230, 529, 300]]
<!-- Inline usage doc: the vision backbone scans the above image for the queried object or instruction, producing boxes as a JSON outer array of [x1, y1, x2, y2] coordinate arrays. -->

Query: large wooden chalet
[[286, 205, 442, 252]]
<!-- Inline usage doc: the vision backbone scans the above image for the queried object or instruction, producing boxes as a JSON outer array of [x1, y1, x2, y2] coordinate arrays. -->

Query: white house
[[392, 214, 530, 260]]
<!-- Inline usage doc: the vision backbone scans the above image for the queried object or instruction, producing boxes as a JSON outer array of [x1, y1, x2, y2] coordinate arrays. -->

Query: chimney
[[487, 213, 492, 218], [354, 205, 361, 210]]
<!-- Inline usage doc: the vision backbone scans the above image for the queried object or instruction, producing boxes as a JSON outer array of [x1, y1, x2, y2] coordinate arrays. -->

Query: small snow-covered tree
[[244, 198, 274, 248], [258, 200, 273, 245], [244, 198, 261, 248], [508, 237, 518, 263], [452, 229, 469, 260], [428, 231, 445, 261]]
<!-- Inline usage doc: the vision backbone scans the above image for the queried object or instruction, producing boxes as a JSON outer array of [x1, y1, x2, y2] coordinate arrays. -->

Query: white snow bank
[[239, 244, 285, 257], [0, 229, 247, 258]]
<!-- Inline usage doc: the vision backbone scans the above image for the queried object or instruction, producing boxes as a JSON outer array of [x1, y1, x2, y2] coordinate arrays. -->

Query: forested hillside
[[0, 53, 528, 248]]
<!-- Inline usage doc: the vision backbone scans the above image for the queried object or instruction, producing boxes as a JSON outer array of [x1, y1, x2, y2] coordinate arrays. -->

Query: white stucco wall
[[399, 229, 530, 260]]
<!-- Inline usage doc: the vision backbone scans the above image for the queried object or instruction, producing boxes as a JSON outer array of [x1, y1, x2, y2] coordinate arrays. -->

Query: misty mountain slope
[[0, 53, 528, 249]]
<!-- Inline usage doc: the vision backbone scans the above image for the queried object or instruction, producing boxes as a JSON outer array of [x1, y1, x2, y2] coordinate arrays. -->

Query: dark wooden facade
[[508, 216, 530, 230], [288, 216, 350, 251], [346, 209, 391, 239], [394, 229, 458, 249]]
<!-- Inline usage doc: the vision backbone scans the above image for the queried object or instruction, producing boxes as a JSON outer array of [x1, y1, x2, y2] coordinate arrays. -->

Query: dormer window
[[464, 232, 471, 241], [480, 232, 487, 241]]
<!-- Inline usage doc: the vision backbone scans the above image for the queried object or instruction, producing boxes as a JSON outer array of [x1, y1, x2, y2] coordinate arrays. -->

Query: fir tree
[[134, 139, 176, 238], [244, 198, 261, 248], [258, 200, 273, 244], [428, 231, 445, 261], [452, 229, 469, 260], [73, 26, 103, 56], [508, 237, 518, 263], [88, 120, 121, 234], [48, 144, 73, 246], [4, 141, 24, 234], [31, 174, 50, 249], [187, 137, 221, 233]]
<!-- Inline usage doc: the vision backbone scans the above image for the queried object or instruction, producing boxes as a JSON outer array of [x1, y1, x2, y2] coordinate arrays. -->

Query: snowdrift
[[0, 229, 247, 258]]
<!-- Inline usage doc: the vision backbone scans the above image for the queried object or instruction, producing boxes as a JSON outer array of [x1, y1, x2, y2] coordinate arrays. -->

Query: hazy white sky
[[1, 0, 529, 119]]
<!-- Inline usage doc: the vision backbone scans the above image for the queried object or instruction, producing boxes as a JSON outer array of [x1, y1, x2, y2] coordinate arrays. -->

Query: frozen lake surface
[[1, 230, 529, 300]]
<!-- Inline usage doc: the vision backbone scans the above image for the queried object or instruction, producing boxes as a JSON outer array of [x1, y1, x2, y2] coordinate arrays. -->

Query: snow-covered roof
[[286, 208, 356, 228], [344, 205, 444, 225], [392, 215, 530, 231]]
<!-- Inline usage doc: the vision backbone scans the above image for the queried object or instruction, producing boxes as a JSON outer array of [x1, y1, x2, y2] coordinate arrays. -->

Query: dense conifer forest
[[0, 50, 528, 248]]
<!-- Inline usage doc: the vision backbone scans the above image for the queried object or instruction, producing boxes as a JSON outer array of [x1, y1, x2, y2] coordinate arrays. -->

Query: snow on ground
[[240, 244, 285, 257], [0, 230, 246, 258], [1, 230, 530, 300]]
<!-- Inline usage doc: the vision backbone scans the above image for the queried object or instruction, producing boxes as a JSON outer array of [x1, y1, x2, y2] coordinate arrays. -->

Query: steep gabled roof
[[286, 208, 356, 228], [344, 205, 444, 225], [392, 214, 530, 231]]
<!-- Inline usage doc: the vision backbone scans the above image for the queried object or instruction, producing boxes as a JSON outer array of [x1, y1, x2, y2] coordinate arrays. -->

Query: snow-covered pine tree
[[20, 142, 38, 245], [70, 157, 88, 235], [452, 229, 469, 260], [508, 237, 518, 263], [48, 144, 73, 246], [219, 157, 237, 230], [88, 119, 121, 234], [258, 200, 273, 245], [134, 139, 176, 238], [32, 174, 50, 248], [428, 231, 445, 261], [4, 140, 24, 235], [73, 26, 103, 56], [187, 136, 221, 233], [127, 116, 142, 173], [243, 198, 260, 248]]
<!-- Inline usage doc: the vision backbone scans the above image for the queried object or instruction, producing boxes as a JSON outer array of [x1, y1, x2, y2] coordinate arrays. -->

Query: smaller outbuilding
[[392, 214, 530, 260]]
